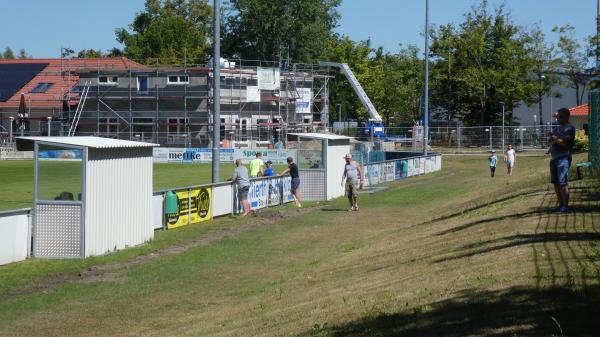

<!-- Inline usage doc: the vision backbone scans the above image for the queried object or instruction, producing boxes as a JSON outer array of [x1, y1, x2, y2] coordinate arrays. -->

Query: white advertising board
[[154, 148, 235, 163], [257, 67, 280, 90], [234, 149, 297, 164], [295, 88, 312, 114]]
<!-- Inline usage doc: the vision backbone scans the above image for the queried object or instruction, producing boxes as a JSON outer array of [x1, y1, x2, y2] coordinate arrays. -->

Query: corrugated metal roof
[[288, 133, 352, 140], [16, 136, 158, 150]]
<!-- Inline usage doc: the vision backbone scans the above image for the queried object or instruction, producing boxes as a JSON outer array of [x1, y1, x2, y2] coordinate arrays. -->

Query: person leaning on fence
[[264, 160, 275, 177], [547, 107, 576, 213], [488, 150, 497, 178], [504, 144, 516, 176], [279, 156, 301, 208], [249, 152, 264, 178], [228, 159, 251, 216], [341, 153, 364, 211]]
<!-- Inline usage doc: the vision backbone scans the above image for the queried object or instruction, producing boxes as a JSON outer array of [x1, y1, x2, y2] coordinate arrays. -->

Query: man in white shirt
[[504, 144, 516, 176]]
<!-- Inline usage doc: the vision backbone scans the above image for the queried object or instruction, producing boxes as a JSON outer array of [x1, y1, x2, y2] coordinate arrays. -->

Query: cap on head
[[344, 153, 352, 159], [266, 160, 272, 165]]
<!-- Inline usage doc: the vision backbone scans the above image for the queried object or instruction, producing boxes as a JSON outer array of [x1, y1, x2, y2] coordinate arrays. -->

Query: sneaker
[[552, 207, 569, 214]]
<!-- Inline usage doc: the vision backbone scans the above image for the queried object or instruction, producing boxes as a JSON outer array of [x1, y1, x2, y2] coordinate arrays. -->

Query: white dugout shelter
[[288, 133, 351, 201], [16, 136, 157, 258]]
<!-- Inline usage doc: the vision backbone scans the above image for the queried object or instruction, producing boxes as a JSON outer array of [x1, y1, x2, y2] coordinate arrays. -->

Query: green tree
[[223, 0, 341, 62], [3, 47, 15, 59], [17, 48, 29, 59], [553, 24, 592, 106], [524, 24, 561, 126], [430, 1, 536, 125], [78, 49, 104, 58], [115, 0, 212, 65]]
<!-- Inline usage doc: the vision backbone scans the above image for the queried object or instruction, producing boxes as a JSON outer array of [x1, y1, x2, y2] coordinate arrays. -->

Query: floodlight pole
[[501, 102, 505, 152], [211, 0, 221, 184], [423, 0, 430, 156]]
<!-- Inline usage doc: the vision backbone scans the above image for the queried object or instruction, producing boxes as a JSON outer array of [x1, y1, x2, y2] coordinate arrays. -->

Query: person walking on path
[[279, 156, 301, 208], [488, 150, 497, 178], [504, 144, 516, 175], [249, 152, 264, 178], [341, 153, 364, 211], [228, 159, 251, 216], [547, 107, 576, 213]]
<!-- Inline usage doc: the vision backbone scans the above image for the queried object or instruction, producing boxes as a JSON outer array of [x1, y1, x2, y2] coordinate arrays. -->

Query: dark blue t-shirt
[[288, 163, 299, 178], [550, 123, 575, 159]]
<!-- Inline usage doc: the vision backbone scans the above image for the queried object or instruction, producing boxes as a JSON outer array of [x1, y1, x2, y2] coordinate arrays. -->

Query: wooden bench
[[575, 162, 593, 179]]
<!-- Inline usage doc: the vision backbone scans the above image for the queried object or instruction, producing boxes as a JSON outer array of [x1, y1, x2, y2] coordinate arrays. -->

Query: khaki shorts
[[345, 180, 359, 197]]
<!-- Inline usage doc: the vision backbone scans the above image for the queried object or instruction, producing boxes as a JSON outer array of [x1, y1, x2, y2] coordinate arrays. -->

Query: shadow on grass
[[301, 180, 600, 337], [301, 286, 600, 337]]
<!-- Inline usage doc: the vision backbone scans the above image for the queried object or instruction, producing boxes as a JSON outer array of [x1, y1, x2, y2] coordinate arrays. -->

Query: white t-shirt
[[506, 149, 515, 163]]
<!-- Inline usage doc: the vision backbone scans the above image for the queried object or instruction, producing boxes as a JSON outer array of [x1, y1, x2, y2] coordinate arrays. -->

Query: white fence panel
[[153, 194, 164, 230], [212, 184, 233, 217], [0, 210, 30, 265]]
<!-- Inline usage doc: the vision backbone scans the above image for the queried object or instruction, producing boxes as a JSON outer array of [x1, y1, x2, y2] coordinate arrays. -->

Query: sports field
[[0, 161, 287, 211], [0, 154, 599, 336]]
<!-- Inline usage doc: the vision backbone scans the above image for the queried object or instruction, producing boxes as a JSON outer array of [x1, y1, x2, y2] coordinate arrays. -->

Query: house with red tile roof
[[0, 57, 145, 137], [568, 104, 589, 130]]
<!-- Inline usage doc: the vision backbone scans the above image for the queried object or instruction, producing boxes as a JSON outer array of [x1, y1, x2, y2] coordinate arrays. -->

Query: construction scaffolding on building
[[0, 57, 333, 148]]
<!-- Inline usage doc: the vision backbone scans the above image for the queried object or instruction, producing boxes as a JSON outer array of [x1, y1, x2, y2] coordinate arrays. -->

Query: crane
[[319, 61, 385, 138]]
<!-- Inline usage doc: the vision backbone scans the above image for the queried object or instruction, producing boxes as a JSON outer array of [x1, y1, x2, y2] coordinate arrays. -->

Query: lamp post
[[485, 128, 492, 150], [423, 0, 430, 156], [500, 102, 505, 152], [336, 104, 342, 133], [211, 0, 221, 184], [9, 116, 14, 144], [539, 74, 545, 127], [47, 116, 52, 136]]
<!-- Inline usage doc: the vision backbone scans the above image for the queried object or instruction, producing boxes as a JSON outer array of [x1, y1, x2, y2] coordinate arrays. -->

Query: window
[[98, 76, 118, 85], [29, 82, 54, 93], [168, 118, 188, 134], [167, 75, 189, 84], [98, 117, 119, 134]]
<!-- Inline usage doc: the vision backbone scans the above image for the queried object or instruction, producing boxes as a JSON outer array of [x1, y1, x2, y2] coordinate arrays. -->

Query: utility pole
[[211, 0, 221, 184], [501, 102, 505, 152], [423, 0, 429, 156]]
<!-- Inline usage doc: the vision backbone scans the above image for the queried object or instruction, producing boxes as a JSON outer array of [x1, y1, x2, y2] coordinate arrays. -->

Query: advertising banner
[[38, 150, 83, 160], [248, 179, 269, 210], [234, 149, 297, 164], [257, 67, 280, 90], [154, 148, 235, 163], [384, 161, 395, 182], [165, 187, 212, 229], [295, 88, 312, 114]]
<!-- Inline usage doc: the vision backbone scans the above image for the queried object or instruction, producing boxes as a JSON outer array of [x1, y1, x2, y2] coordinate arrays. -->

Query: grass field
[[0, 154, 599, 336], [0, 161, 287, 211]]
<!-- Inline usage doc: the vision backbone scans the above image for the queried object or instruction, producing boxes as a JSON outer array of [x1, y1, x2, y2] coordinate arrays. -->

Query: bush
[[573, 129, 589, 153]]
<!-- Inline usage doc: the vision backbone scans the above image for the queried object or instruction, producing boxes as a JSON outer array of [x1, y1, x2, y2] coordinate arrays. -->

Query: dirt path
[[0, 206, 315, 301]]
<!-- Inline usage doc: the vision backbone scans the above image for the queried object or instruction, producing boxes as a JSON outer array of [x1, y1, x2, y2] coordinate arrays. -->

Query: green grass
[[0, 161, 287, 211], [0, 154, 599, 336]]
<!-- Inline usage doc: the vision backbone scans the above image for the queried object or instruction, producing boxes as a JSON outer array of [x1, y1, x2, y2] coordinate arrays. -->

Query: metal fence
[[335, 125, 557, 153], [590, 92, 599, 168]]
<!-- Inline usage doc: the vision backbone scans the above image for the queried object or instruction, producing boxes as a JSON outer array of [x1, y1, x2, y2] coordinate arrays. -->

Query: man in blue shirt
[[548, 108, 576, 213]]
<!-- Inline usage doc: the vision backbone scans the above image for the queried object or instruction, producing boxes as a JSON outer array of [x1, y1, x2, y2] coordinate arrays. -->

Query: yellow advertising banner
[[165, 187, 212, 229]]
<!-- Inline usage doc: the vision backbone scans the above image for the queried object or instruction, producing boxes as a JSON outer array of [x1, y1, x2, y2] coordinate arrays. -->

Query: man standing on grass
[[504, 144, 516, 175], [249, 152, 264, 178], [341, 153, 364, 211], [228, 159, 251, 216], [548, 107, 576, 213], [279, 156, 301, 208]]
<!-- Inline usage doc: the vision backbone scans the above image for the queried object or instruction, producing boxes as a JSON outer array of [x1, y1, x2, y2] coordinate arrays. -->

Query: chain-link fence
[[335, 125, 556, 153], [590, 91, 599, 168]]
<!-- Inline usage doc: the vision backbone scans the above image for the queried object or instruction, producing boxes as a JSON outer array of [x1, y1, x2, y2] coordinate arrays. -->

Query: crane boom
[[319, 61, 383, 123]]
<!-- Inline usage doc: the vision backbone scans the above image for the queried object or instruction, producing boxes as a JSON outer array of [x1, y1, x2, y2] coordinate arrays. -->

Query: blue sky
[[0, 0, 596, 58]]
